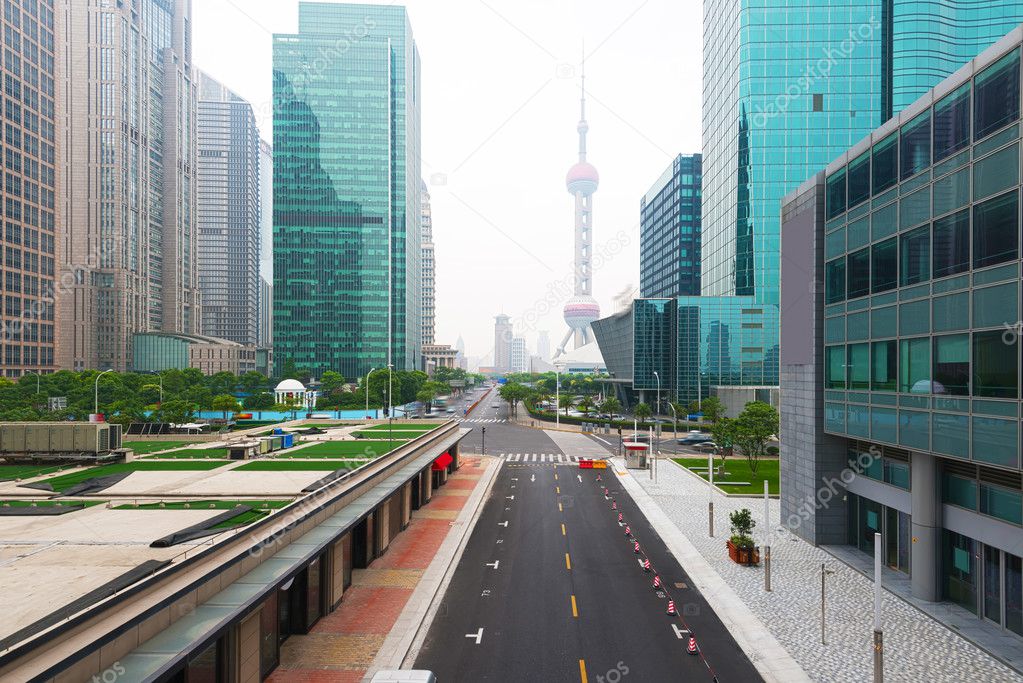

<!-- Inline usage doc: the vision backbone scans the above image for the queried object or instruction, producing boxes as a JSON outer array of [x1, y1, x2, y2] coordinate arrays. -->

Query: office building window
[[872, 134, 898, 195], [848, 343, 870, 390], [871, 340, 897, 391], [871, 237, 897, 293], [944, 530, 978, 614], [826, 346, 846, 389], [900, 337, 930, 393], [847, 248, 870, 299], [933, 83, 971, 162], [974, 329, 1018, 398], [974, 48, 1021, 141], [900, 111, 931, 180], [825, 257, 846, 304], [932, 209, 970, 278], [934, 334, 970, 396], [826, 169, 846, 219], [848, 152, 870, 209], [899, 224, 929, 286], [973, 190, 1018, 269]]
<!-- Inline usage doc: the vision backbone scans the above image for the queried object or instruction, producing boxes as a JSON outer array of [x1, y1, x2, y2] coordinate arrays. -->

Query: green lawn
[[234, 460, 364, 472], [42, 461, 228, 493], [0, 499, 105, 508], [0, 464, 68, 481], [145, 448, 229, 460], [284, 441, 404, 458], [113, 499, 290, 529], [360, 423, 439, 432], [351, 429, 424, 439], [124, 440, 201, 455], [672, 456, 779, 495], [299, 422, 355, 428]]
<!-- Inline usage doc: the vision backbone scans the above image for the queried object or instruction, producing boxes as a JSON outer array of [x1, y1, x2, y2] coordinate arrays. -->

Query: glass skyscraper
[[640, 154, 702, 299], [885, 1, 1023, 118], [273, 3, 421, 379]]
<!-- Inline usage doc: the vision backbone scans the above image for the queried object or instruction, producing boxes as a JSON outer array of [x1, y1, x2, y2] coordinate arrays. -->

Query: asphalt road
[[415, 392, 762, 682]]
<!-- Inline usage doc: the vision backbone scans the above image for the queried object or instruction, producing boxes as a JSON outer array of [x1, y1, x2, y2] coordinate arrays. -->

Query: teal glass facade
[[885, 1, 1023, 119], [272, 3, 421, 379], [640, 155, 702, 298], [633, 299, 675, 396], [823, 42, 1023, 468]]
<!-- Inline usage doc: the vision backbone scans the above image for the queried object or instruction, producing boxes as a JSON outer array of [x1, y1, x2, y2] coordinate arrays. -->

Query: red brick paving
[[271, 461, 489, 681]]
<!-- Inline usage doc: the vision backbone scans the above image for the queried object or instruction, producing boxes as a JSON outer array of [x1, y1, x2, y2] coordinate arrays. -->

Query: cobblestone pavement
[[630, 459, 1023, 683], [268, 458, 486, 682]]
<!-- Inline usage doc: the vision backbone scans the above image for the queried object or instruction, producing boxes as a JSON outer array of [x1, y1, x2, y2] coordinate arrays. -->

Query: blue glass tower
[[640, 154, 702, 299]]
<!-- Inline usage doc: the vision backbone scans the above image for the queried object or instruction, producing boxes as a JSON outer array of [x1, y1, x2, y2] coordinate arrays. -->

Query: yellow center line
[[556, 486, 561, 494], [579, 659, 588, 683], [561, 523, 566, 536], [554, 473, 558, 480], [571, 594, 578, 617], [559, 502, 563, 512], [565, 552, 571, 570]]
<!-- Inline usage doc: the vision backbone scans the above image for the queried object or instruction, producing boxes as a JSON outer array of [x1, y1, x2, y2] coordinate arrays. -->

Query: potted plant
[[727, 508, 760, 565]]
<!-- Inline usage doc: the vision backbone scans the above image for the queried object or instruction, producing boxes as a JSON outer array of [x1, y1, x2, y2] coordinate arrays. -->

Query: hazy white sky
[[193, 0, 703, 366]]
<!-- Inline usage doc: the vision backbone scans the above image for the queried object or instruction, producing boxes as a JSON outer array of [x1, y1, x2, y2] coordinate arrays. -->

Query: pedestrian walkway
[[621, 457, 1023, 682], [267, 456, 496, 683]]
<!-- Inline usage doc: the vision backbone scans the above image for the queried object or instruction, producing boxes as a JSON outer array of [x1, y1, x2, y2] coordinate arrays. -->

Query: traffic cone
[[612, 501, 618, 511], [666, 599, 676, 615], [624, 525, 631, 537], [617, 513, 623, 522], [653, 575, 661, 590], [687, 636, 698, 655], [633, 541, 640, 554], [643, 558, 651, 572], [603, 487, 609, 496], [596, 475, 602, 482]]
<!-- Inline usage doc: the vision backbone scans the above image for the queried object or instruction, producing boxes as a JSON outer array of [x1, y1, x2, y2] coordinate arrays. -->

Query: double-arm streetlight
[[94, 369, 113, 418], [653, 370, 661, 418], [365, 367, 377, 419]]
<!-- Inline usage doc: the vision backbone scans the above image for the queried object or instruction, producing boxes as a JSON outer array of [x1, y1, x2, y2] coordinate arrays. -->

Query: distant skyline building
[[259, 139, 273, 283], [536, 331, 551, 362], [57, 0, 200, 372], [455, 334, 467, 370], [197, 72, 261, 347], [640, 154, 702, 298], [421, 180, 436, 349], [273, 3, 422, 379], [510, 337, 528, 374], [494, 314, 512, 372], [0, 0, 56, 378], [259, 277, 273, 349], [556, 67, 601, 358]]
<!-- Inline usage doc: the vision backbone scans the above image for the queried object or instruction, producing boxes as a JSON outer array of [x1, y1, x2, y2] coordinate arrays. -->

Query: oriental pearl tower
[[554, 66, 601, 359]]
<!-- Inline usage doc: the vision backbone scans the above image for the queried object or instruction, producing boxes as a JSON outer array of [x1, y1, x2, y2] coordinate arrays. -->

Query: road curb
[[363, 455, 503, 677], [612, 457, 810, 683]]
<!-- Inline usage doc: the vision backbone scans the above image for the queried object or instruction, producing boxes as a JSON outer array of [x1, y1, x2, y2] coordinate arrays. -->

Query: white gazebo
[[274, 379, 317, 409]]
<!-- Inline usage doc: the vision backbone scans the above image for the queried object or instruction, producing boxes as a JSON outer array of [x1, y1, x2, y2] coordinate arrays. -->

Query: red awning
[[432, 452, 453, 471]]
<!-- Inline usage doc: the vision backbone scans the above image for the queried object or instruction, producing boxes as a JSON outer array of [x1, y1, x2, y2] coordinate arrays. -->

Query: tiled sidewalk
[[625, 457, 1023, 683], [268, 457, 487, 683]]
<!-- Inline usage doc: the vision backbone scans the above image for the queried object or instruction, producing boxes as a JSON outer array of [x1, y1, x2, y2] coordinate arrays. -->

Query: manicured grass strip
[[0, 464, 68, 481], [114, 499, 289, 511], [145, 448, 229, 460], [234, 460, 363, 472], [360, 423, 439, 432], [212, 509, 269, 528], [43, 461, 228, 493], [299, 422, 355, 428], [0, 499, 105, 508], [124, 440, 200, 455], [287, 441, 404, 458], [672, 457, 779, 495]]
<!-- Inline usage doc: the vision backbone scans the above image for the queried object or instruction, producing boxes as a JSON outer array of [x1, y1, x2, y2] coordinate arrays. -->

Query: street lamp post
[[481, 426, 486, 456], [387, 363, 394, 445], [555, 367, 561, 429], [873, 532, 884, 682], [94, 369, 113, 419], [365, 367, 377, 419], [667, 401, 678, 454], [821, 562, 835, 645], [653, 371, 661, 419]]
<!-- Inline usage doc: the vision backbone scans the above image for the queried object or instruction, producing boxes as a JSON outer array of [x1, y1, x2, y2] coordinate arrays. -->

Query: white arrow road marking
[[636, 558, 646, 568], [577, 474, 583, 483], [506, 495, 515, 500], [672, 624, 690, 639], [486, 560, 500, 569], [466, 628, 483, 644], [511, 477, 518, 481], [531, 474, 536, 482], [498, 521, 509, 527]]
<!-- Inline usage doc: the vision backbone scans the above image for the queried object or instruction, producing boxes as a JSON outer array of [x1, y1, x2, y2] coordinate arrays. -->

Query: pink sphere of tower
[[563, 295, 601, 329], [566, 161, 599, 195]]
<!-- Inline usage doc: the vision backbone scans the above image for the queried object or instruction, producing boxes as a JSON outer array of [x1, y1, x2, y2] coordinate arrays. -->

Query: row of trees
[[709, 401, 779, 475]]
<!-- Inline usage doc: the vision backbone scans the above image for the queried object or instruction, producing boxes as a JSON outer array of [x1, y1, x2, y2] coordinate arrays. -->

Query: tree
[[212, 394, 241, 421], [416, 387, 436, 412], [319, 371, 346, 399], [244, 392, 275, 411], [577, 396, 594, 415], [558, 393, 575, 416], [700, 396, 725, 423], [710, 417, 738, 465], [157, 399, 195, 425], [498, 382, 530, 417], [239, 371, 267, 395], [274, 396, 303, 421], [634, 402, 652, 421], [599, 397, 621, 418], [732, 401, 779, 476], [728, 508, 756, 549]]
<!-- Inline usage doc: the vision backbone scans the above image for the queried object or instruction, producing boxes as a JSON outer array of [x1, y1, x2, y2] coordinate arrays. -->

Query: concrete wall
[[237, 608, 260, 683], [779, 176, 849, 545]]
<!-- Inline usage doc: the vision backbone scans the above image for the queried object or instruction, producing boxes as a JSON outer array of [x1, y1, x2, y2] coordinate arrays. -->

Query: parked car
[[624, 433, 651, 444], [693, 442, 719, 452], [678, 432, 714, 445]]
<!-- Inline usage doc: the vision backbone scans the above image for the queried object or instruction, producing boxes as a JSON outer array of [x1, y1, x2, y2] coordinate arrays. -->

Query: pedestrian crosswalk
[[457, 418, 507, 423], [498, 453, 581, 463]]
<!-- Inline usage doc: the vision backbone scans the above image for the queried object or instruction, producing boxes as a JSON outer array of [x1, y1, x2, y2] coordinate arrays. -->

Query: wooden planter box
[[727, 540, 760, 566]]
